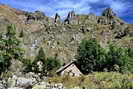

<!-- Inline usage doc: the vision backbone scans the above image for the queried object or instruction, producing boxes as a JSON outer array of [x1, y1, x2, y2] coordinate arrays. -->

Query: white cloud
[[111, 2, 125, 12], [88, 0, 101, 3], [76, 7, 91, 14], [104, 0, 131, 16], [1, 0, 132, 20], [49, 0, 92, 17]]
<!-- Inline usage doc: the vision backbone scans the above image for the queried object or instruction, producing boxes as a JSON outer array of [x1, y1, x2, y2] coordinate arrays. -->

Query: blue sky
[[0, 0, 133, 23]]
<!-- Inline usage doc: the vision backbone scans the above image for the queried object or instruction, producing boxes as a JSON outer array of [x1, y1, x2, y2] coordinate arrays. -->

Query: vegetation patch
[[48, 72, 133, 89]]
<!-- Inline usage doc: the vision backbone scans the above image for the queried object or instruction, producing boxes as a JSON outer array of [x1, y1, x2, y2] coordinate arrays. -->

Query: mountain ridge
[[0, 4, 132, 63]]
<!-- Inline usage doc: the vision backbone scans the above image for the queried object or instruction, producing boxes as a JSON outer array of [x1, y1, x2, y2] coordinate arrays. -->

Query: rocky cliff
[[0, 5, 132, 63]]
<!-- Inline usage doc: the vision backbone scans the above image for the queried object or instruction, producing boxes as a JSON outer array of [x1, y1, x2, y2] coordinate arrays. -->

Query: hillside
[[0, 4, 133, 63]]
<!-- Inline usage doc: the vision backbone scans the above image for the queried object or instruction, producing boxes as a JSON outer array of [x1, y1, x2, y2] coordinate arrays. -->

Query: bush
[[23, 58, 33, 73], [31, 47, 46, 74], [25, 47, 61, 76], [127, 48, 133, 59], [46, 57, 61, 72], [0, 24, 24, 73], [76, 39, 133, 74], [76, 39, 106, 74], [105, 44, 131, 73]]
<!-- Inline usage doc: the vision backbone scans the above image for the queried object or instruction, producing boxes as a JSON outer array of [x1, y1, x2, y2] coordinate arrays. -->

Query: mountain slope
[[0, 5, 132, 63]]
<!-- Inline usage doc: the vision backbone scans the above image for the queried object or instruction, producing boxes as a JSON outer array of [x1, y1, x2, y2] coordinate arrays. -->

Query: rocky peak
[[34, 11, 45, 16], [67, 11, 76, 19], [54, 13, 61, 23], [102, 8, 116, 18], [64, 11, 77, 24], [33, 10, 45, 20], [98, 8, 125, 25], [26, 10, 45, 21]]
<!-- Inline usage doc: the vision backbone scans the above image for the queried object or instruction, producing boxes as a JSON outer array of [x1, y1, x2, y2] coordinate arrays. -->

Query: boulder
[[7, 77, 16, 88], [16, 77, 36, 88]]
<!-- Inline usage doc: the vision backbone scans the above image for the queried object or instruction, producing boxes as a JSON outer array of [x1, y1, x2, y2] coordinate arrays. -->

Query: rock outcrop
[[26, 11, 45, 21], [64, 11, 78, 24], [54, 13, 61, 23], [0, 5, 132, 63], [102, 8, 116, 18], [97, 8, 125, 25]]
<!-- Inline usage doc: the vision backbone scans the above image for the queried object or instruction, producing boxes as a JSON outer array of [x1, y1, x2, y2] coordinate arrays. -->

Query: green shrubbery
[[25, 47, 61, 76], [105, 44, 132, 73], [31, 47, 46, 74], [0, 24, 24, 73], [76, 39, 133, 74], [76, 39, 106, 74], [0, 25, 132, 77], [0, 24, 61, 75], [46, 57, 61, 72], [0, 25, 61, 75], [128, 47, 133, 59]]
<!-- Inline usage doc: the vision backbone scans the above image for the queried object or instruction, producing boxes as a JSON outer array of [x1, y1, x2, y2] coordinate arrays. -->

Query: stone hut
[[56, 60, 82, 77]]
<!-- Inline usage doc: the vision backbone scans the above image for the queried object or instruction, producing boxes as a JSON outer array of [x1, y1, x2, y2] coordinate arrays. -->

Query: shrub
[[106, 44, 132, 73], [19, 30, 24, 38], [76, 39, 133, 74], [46, 57, 61, 72], [0, 24, 24, 73], [26, 47, 61, 76], [127, 48, 133, 59], [31, 47, 46, 74], [76, 39, 106, 74], [23, 58, 33, 73]]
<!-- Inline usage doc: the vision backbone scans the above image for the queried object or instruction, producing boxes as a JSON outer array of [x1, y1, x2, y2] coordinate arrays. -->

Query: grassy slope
[[46, 72, 133, 89]]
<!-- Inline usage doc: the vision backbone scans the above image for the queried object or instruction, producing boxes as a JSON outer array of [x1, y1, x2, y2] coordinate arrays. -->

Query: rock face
[[26, 11, 45, 21], [102, 8, 116, 18], [0, 5, 132, 63], [54, 13, 61, 23], [64, 11, 78, 24], [98, 8, 125, 25]]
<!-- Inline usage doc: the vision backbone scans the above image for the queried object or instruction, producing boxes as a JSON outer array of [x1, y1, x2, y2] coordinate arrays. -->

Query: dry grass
[[47, 72, 133, 89]]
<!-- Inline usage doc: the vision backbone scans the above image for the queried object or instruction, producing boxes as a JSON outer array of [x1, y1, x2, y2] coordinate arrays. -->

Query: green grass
[[47, 72, 133, 89]]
